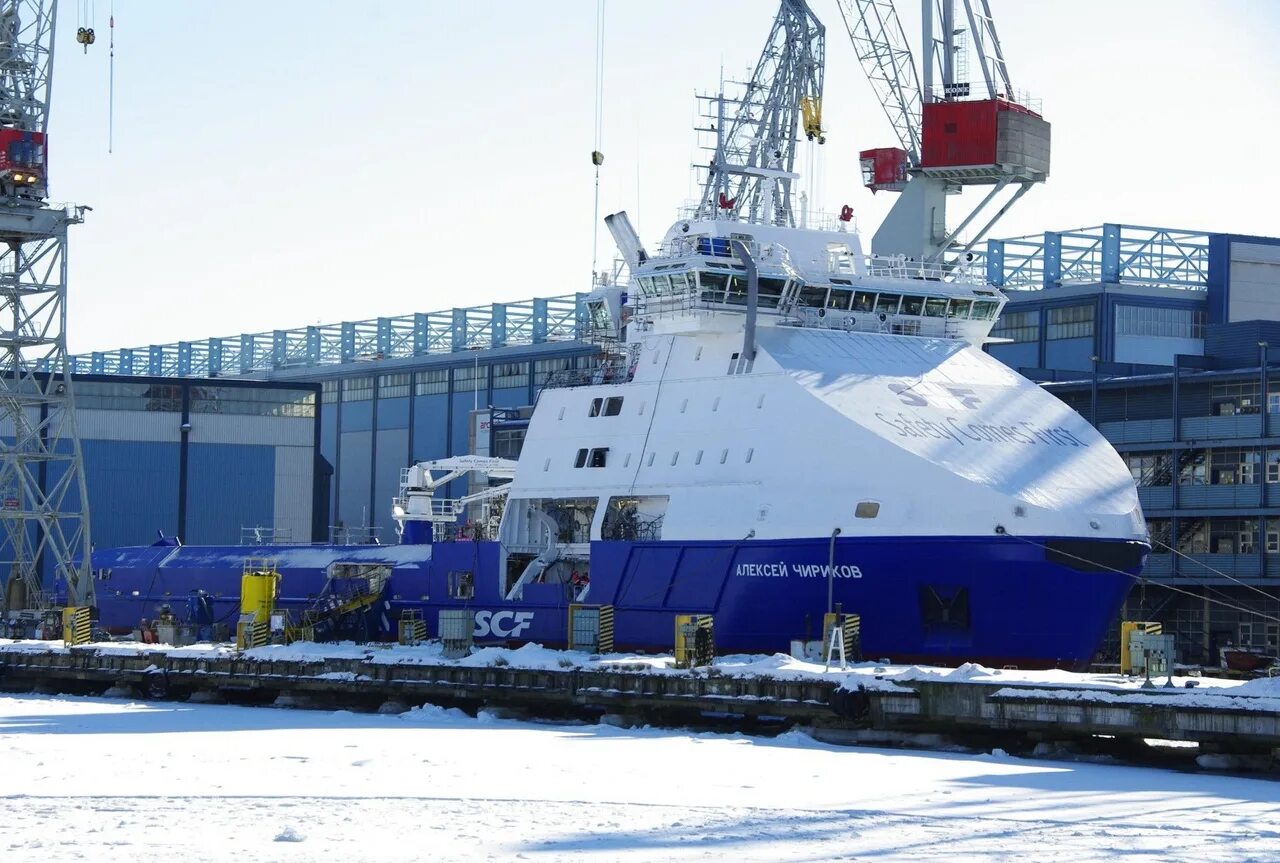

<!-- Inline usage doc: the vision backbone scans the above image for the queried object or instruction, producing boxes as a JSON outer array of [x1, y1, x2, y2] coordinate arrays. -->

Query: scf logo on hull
[[474, 610, 535, 638]]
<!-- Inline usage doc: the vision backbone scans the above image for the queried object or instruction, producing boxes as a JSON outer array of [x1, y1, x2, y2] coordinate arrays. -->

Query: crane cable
[[108, 0, 115, 153], [589, 0, 605, 283]]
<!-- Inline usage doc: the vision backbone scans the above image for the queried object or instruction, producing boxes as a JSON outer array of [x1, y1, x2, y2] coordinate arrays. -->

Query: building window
[[1239, 622, 1280, 651], [453, 363, 488, 392], [1115, 305, 1206, 339], [1046, 305, 1094, 340], [378, 372, 410, 399], [1210, 449, 1259, 485], [492, 428, 525, 460], [1267, 451, 1280, 484], [416, 368, 448, 395], [1125, 453, 1170, 487], [321, 379, 339, 403], [342, 376, 374, 402], [1209, 518, 1257, 554], [990, 310, 1039, 343], [492, 361, 529, 389], [191, 386, 316, 418], [1267, 518, 1280, 553], [1211, 381, 1261, 415], [1146, 518, 1171, 549], [1177, 519, 1206, 554], [1177, 450, 1207, 485], [534, 357, 574, 386]]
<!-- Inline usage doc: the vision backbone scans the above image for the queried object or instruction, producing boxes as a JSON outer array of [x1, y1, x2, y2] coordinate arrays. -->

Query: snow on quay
[[1, 692, 1279, 863]]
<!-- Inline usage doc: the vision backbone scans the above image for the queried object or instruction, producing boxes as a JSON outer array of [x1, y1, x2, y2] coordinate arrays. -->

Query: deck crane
[[0, 0, 95, 625], [694, 0, 826, 228], [835, 0, 1049, 264]]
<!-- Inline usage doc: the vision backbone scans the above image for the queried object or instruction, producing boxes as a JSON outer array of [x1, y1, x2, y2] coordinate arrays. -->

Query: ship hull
[[91, 533, 1143, 670]]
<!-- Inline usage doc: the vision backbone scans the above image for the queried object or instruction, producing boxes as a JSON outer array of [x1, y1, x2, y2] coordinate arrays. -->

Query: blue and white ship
[[88, 0, 1147, 668]]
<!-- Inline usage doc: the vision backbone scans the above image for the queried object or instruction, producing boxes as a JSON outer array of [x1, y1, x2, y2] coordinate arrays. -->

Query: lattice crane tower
[[0, 0, 94, 614], [694, 0, 826, 228]]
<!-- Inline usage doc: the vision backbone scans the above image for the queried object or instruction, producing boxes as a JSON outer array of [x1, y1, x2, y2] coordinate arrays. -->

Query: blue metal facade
[[67, 375, 320, 550]]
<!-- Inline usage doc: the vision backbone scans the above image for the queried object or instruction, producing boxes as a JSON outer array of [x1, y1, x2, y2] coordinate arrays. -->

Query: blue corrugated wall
[[184, 443, 275, 544], [81, 440, 182, 546]]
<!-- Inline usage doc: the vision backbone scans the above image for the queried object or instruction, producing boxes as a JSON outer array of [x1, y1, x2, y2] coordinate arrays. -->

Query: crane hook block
[[591, 150, 604, 167], [76, 27, 95, 51]]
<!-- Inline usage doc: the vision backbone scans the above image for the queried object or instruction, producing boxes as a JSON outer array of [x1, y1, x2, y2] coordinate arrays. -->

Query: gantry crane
[[835, 0, 1049, 264], [0, 0, 95, 621], [694, 0, 826, 228]]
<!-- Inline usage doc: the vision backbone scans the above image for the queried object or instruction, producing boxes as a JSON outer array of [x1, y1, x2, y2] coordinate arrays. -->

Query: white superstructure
[[481, 211, 1145, 596]]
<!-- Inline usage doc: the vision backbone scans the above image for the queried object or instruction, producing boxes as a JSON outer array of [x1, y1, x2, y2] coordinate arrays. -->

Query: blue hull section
[[89, 535, 1144, 669]]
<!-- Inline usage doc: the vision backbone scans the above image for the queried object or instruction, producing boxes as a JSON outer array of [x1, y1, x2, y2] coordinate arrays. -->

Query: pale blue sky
[[48, 1, 1280, 353]]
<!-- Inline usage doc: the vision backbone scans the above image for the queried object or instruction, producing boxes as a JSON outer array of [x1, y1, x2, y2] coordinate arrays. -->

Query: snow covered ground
[[1, 693, 1278, 862]]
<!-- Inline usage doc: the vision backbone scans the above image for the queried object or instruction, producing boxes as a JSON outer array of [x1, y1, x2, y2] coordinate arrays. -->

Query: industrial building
[[66, 223, 1280, 665], [987, 224, 1280, 664], [67, 376, 321, 549]]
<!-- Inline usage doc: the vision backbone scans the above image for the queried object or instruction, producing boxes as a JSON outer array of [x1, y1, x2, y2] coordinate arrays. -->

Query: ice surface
[[1, 693, 1278, 862]]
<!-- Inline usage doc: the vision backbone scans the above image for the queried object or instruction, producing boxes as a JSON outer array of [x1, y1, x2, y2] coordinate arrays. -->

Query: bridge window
[[875, 294, 902, 315], [972, 300, 1000, 320], [924, 297, 948, 318], [900, 295, 925, 316], [852, 291, 875, 312], [699, 271, 728, 302], [798, 286, 828, 308], [948, 298, 973, 319], [758, 277, 786, 309], [830, 288, 853, 310]]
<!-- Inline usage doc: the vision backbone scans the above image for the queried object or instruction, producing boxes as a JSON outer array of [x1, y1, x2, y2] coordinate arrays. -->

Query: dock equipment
[[61, 606, 90, 647], [1120, 621, 1163, 675], [236, 560, 280, 651], [439, 609, 473, 658], [674, 614, 715, 669], [568, 604, 614, 654], [399, 610, 427, 646], [823, 612, 862, 670]]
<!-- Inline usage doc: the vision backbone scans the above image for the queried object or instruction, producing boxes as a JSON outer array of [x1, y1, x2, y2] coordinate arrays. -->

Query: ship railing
[[328, 525, 384, 545], [539, 353, 637, 392], [670, 203, 858, 234], [864, 258, 989, 286], [239, 526, 297, 546]]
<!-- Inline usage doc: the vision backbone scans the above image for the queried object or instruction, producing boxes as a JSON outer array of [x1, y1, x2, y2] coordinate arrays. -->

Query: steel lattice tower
[[0, 0, 93, 613]]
